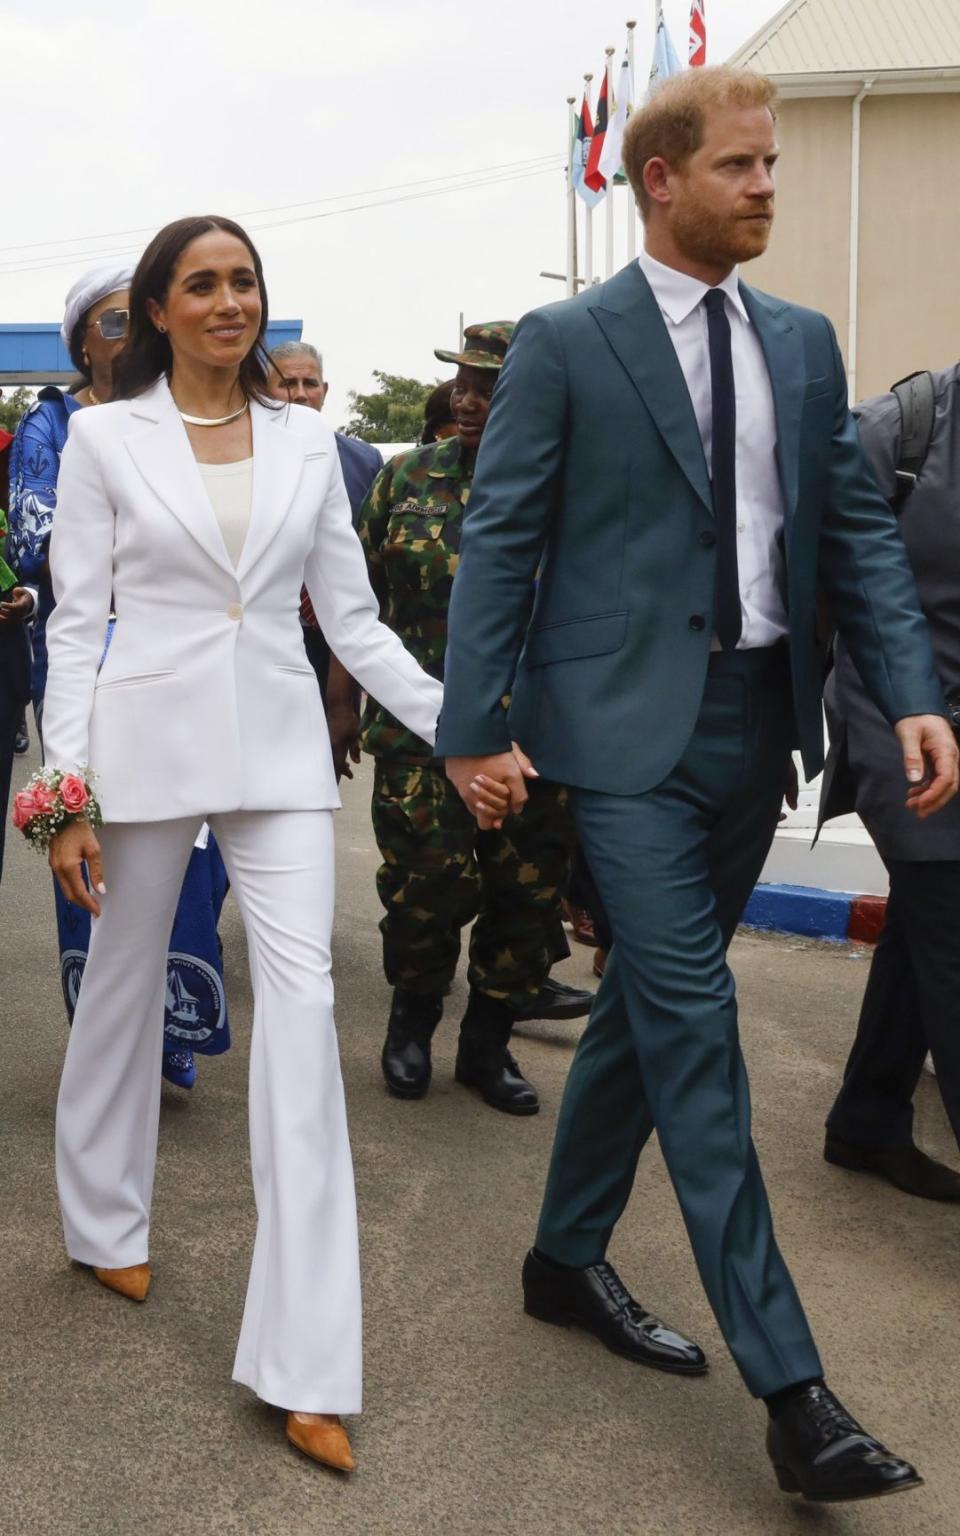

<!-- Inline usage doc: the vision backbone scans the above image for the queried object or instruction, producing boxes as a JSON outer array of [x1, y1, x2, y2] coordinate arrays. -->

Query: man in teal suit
[[436, 66, 957, 1503]]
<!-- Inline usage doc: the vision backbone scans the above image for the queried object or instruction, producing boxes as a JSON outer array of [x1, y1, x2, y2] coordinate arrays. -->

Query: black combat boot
[[381, 988, 444, 1099], [455, 990, 539, 1116]]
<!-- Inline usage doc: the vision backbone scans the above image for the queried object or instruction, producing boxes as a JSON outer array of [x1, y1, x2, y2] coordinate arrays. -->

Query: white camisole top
[[197, 457, 253, 569]]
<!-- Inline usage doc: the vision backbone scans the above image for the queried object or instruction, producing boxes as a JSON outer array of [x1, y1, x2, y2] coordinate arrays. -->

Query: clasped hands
[[46, 716, 960, 923], [446, 714, 960, 833], [446, 743, 538, 830]]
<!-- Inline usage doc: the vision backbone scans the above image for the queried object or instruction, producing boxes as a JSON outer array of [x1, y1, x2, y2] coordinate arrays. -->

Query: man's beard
[[672, 195, 773, 269]]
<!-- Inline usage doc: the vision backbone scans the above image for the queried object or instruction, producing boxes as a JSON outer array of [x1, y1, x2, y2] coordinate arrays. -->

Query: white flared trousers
[[55, 809, 362, 1414]]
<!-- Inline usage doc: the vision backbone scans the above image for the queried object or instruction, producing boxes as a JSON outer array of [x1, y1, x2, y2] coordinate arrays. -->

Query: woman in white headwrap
[[9, 265, 135, 673], [8, 264, 232, 1088]]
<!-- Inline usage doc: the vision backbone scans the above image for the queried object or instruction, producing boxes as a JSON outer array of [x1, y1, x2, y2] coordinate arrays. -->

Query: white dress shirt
[[637, 247, 788, 649]]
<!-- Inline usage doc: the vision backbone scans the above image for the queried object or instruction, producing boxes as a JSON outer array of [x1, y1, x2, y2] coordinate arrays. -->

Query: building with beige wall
[[732, 0, 960, 401]]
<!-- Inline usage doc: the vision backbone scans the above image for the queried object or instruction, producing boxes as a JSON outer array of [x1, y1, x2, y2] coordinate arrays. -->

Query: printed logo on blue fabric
[[164, 955, 226, 1044], [60, 950, 86, 1020]]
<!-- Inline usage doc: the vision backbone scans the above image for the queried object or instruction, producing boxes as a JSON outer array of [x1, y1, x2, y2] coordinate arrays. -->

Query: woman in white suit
[[39, 215, 466, 1473]]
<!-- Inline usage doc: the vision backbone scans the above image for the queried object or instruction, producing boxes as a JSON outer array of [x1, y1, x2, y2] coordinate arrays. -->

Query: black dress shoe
[[13, 720, 29, 755], [767, 1384, 922, 1502], [455, 1048, 540, 1115], [521, 1249, 707, 1375], [381, 989, 443, 1099], [514, 976, 594, 1022], [824, 1132, 960, 1202]]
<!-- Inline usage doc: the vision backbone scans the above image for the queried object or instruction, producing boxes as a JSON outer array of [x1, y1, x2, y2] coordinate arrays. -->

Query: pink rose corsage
[[12, 767, 102, 853]]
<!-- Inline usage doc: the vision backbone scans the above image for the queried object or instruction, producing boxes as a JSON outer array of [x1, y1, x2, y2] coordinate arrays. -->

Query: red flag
[[583, 70, 609, 193], [689, 0, 706, 66], [572, 94, 603, 207]]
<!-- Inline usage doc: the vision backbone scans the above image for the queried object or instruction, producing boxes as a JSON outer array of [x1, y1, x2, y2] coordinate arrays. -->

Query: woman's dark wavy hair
[[111, 215, 277, 404]]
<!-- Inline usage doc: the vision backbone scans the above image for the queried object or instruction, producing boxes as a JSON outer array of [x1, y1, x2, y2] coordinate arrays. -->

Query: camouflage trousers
[[371, 759, 576, 1012]]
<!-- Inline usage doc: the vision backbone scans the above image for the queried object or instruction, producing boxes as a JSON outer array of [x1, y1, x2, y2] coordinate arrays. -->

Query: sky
[[3, 0, 785, 427]]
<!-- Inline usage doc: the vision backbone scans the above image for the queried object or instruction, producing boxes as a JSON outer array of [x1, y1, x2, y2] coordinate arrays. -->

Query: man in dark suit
[[820, 365, 960, 1201], [435, 65, 957, 1502]]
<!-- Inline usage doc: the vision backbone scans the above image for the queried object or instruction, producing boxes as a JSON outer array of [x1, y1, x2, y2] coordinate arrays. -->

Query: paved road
[[2, 747, 958, 1536]]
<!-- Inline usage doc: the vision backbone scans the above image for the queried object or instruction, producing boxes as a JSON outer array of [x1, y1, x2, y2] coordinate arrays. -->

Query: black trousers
[[826, 859, 960, 1153]]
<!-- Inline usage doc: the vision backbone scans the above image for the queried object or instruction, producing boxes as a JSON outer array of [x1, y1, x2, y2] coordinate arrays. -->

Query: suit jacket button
[[699, 531, 717, 549], [688, 614, 706, 631], [227, 602, 243, 620]]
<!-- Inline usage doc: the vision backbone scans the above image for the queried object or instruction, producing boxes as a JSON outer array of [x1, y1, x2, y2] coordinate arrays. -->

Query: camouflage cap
[[434, 321, 515, 369]]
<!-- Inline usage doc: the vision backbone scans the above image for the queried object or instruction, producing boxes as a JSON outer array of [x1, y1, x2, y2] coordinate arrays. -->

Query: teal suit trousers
[[535, 649, 823, 1398]]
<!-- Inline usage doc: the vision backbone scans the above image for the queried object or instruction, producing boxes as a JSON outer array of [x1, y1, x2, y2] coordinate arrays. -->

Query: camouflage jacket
[[359, 435, 475, 762]]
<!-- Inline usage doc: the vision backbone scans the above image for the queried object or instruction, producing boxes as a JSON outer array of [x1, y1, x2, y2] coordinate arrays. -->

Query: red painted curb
[[847, 895, 887, 945]]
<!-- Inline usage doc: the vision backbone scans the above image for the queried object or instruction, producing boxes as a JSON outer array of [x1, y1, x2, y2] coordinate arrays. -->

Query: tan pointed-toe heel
[[286, 1412, 354, 1472], [91, 1263, 151, 1302]]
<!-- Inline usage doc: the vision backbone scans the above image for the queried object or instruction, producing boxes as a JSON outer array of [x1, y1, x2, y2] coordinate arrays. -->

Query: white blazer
[[42, 377, 443, 822]]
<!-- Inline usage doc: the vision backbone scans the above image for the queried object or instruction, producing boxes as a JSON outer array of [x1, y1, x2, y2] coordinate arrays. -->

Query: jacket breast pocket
[[384, 506, 459, 592], [523, 611, 628, 668], [804, 377, 832, 402]]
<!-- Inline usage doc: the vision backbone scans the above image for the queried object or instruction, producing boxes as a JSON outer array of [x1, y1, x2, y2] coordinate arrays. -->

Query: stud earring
[[82, 350, 90, 367]]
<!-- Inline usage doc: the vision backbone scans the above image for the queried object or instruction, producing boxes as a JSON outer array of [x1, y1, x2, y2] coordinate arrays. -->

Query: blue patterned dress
[[8, 390, 231, 1065]]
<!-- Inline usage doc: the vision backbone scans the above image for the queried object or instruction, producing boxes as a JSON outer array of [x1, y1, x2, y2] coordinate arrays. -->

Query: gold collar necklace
[[178, 400, 249, 428]]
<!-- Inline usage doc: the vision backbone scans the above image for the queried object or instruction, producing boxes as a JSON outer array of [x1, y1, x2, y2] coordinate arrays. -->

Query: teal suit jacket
[[434, 263, 944, 792]]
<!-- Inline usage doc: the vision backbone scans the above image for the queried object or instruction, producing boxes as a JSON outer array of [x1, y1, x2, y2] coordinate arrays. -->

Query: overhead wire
[[0, 161, 565, 277], [0, 161, 564, 277], [0, 153, 564, 266]]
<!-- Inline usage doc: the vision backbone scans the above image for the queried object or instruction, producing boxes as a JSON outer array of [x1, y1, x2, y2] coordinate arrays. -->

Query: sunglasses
[[87, 307, 130, 341]]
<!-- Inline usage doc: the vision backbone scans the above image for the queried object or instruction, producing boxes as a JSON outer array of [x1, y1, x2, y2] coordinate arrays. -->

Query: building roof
[[0, 319, 304, 386], [732, 0, 960, 80]]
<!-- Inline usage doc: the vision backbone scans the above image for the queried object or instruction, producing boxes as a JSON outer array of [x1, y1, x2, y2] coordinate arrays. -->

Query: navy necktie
[[703, 288, 742, 651]]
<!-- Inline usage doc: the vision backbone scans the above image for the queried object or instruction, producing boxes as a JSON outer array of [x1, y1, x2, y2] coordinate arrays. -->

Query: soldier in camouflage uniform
[[358, 322, 591, 1115]]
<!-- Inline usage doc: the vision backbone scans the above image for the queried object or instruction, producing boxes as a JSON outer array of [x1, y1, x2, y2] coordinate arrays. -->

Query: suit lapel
[[235, 402, 305, 582], [591, 265, 713, 513], [740, 283, 804, 523], [124, 384, 306, 583], [125, 380, 234, 576]]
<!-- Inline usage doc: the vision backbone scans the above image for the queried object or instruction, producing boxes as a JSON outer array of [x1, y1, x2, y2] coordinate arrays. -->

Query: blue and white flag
[[649, 0, 683, 94], [599, 56, 634, 187]]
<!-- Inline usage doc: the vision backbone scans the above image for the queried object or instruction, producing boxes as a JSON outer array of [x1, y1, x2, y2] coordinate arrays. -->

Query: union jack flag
[[689, 0, 707, 66]]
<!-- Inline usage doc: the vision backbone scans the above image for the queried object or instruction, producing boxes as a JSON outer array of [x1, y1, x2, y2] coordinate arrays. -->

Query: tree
[[341, 371, 436, 444], [0, 386, 36, 435]]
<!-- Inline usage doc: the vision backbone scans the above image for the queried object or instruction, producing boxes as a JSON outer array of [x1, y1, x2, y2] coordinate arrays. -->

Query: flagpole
[[566, 96, 577, 297], [583, 73, 594, 287], [604, 46, 616, 279], [626, 19, 638, 265]]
